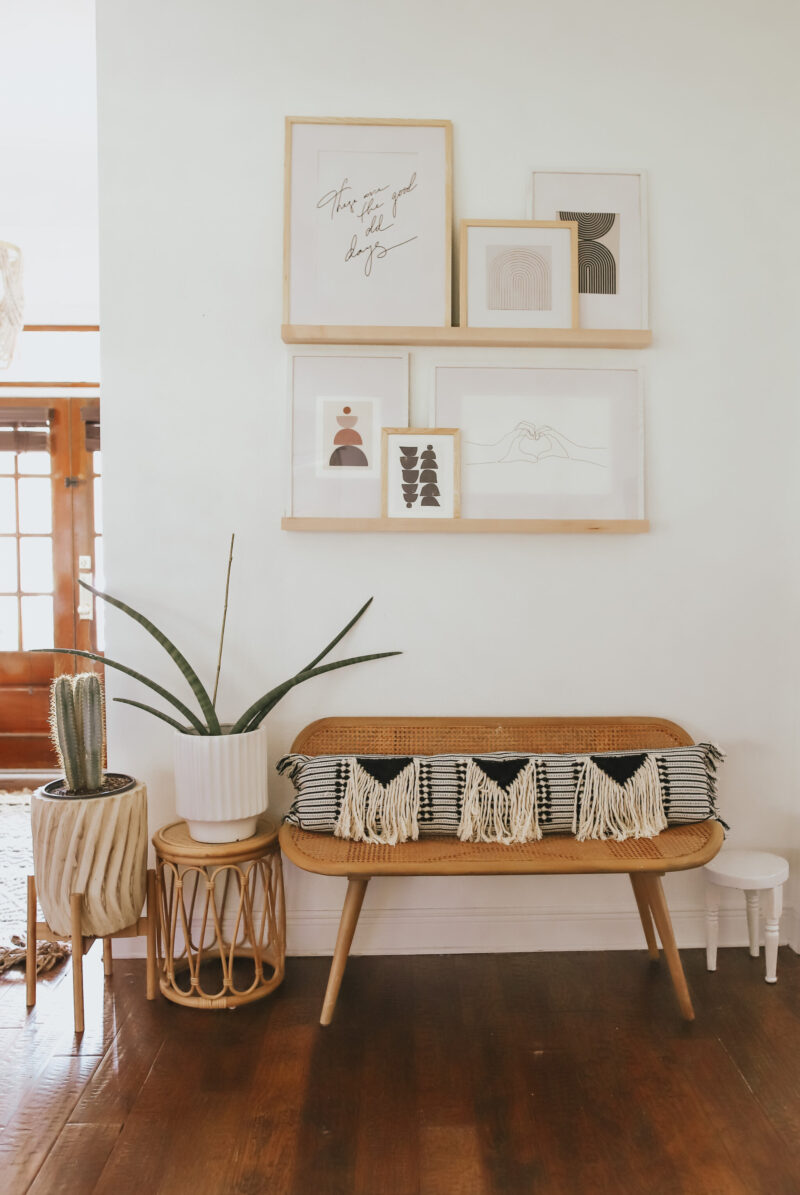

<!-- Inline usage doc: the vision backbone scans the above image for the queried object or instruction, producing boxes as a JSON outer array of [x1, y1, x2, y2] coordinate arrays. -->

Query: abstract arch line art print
[[486, 246, 552, 311], [464, 422, 609, 469], [559, 211, 617, 295]]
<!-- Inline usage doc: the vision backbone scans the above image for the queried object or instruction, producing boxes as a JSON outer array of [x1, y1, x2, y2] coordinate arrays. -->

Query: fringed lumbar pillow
[[277, 743, 724, 846]]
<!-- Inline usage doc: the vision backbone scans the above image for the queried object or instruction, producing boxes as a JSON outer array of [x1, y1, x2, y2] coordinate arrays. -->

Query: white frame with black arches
[[530, 170, 648, 330]]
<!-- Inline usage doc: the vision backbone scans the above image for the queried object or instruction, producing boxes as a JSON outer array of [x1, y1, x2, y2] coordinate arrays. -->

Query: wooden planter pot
[[31, 780, 149, 938]]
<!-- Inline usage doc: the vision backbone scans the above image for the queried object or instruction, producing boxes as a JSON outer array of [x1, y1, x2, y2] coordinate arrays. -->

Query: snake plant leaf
[[78, 580, 221, 735], [230, 650, 402, 734], [36, 647, 208, 734], [301, 596, 374, 672], [114, 698, 194, 734]]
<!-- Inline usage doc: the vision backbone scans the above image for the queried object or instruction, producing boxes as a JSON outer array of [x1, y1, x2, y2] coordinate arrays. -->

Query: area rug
[[0, 791, 69, 974]]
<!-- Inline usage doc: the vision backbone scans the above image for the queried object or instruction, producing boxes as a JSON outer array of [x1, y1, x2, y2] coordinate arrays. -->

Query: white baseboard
[[286, 903, 798, 956], [112, 902, 799, 958]]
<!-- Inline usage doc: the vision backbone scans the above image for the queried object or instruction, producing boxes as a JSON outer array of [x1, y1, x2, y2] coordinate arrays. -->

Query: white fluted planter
[[31, 780, 148, 938], [174, 726, 268, 843]]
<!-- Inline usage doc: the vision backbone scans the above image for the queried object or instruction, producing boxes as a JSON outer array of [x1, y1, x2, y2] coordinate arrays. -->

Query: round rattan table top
[[153, 816, 278, 865]]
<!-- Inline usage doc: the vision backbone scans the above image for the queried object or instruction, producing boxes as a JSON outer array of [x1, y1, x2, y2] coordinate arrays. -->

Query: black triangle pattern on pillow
[[589, 754, 648, 786], [472, 757, 529, 790], [356, 757, 413, 785]]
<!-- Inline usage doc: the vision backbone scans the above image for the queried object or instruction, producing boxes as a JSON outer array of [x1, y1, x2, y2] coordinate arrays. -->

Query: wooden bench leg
[[103, 937, 113, 977], [641, 874, 694, 1021], [320, 877, 369, 1027], [26, 875, 37, 1009], [629, 873, 659, 960]]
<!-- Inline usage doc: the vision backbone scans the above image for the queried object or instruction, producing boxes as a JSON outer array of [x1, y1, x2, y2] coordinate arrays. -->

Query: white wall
[[96, 0, 800, 955], [1, 0, 99, 326]]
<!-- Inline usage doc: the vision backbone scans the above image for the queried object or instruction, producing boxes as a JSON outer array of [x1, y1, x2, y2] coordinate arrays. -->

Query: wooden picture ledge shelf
[[282, 517, 649, 534], [281, 325, 652, 349]]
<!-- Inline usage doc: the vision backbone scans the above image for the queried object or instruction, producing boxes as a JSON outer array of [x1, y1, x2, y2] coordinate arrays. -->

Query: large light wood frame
[[459, 219, 579, 329], [380, 427, 461, 520], [278, 716, 724, 1025], [284, 116, 453, 329]]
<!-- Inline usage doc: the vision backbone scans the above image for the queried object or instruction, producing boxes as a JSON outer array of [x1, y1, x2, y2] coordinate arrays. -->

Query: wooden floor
[[1, 946, 799, 1194]]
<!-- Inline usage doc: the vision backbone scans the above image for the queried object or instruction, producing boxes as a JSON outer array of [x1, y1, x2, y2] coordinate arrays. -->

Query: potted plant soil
[[31, 673, 148, 937]]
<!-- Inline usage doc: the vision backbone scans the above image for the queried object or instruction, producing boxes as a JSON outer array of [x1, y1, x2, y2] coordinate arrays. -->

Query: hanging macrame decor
[[0, 242, 24, 368]]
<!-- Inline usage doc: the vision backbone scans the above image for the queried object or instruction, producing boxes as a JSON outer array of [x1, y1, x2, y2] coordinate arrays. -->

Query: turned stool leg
[[764, 885, 783, 984], [26, 875, 37, 1008], [705, 882, 720, 971], [745, 890, 760, 958], [103, 938, 113, 977]]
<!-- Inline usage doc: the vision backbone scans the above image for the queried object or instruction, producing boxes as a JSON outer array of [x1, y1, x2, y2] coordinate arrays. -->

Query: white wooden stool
[[704, 849, 789, 983]]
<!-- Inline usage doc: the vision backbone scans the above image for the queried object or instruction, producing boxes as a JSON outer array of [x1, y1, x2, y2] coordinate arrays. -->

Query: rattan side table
[[153, 817, 285, 1009]]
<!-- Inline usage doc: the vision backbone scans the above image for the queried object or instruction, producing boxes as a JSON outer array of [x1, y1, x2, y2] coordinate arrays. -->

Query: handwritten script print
[[287, 120, 451, 327]]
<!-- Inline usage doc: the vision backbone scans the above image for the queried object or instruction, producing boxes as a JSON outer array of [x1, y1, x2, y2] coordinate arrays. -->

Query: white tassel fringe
[[574, 755, 666, 841], [334, 759, 419, 845], [458, 760, 541, 844]]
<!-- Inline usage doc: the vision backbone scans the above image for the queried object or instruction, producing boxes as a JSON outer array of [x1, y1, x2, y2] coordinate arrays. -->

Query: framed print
[[284, 117, 453, 328], [290, 353, 409, 517], [531, 171, 648, 329], [434, 366, 642, 520], [381, 428, 460, 519], [459, 220, 578, 330]]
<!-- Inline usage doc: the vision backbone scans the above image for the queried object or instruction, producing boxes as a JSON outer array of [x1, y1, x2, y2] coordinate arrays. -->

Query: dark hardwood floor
[[1, 945, 799, 1194]]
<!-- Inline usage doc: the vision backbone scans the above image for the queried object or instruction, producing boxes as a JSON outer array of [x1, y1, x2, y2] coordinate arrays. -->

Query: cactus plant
[[49, 673, 106, 794]]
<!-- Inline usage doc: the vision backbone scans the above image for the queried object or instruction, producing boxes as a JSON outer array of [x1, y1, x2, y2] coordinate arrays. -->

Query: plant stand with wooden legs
[[26, 869, 158, 1034]]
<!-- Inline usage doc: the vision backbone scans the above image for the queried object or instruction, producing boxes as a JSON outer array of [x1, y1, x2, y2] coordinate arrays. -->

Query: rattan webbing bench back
[[289, 715, 693, 758]]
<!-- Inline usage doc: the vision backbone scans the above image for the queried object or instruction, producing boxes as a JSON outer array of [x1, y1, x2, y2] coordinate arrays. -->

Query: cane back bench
[[278, 716, 724, 1025]]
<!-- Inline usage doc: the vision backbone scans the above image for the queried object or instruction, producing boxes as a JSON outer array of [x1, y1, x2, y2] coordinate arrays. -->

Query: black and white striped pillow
[[277, 743, 724, 842]]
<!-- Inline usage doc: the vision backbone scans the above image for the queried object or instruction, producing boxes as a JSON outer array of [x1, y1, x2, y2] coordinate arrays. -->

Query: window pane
[[0, 538, 18, 591], [0, 478, 15, 533], [20, 537, 53, 593], [17, 450, 51, 475], [0, 596, 19, 649], [21, 594, 54, 649], [0, 451, 15, 474], [93, 477, 102, 534], [18, 478, 52, 533]]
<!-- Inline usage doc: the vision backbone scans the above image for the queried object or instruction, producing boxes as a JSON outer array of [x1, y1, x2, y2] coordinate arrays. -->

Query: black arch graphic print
[[559, 210, 618, 295], [486, 246, 552, 311]]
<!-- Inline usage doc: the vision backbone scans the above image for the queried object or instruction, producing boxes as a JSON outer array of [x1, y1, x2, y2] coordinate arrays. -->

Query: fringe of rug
[[334, 759, 419, 845], [0, 936, 69, 976], [458, 760, 541, 844], [574, 755, 667, 841]]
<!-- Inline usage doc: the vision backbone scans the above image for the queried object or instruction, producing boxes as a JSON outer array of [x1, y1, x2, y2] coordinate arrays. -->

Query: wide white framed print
[[284, 118, 453, 328], [531, 171, 648, 330], [289, 352, 409, 518], [434, 365, 643, 520], [460, 220, 579, 330]]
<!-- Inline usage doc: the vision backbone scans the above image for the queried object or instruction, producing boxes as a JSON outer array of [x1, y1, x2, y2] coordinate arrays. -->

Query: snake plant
[[41, 576, 400, 736]]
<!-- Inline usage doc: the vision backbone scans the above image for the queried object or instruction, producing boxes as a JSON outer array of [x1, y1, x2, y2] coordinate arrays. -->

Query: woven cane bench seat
[[278, 716, 724, 1025], [281, 821, 721, 876]]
